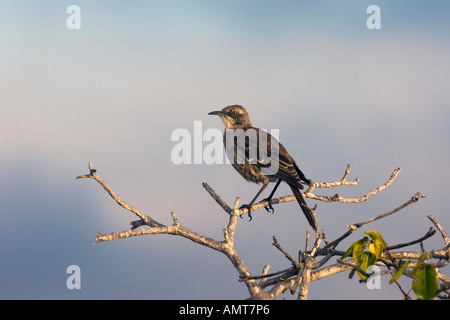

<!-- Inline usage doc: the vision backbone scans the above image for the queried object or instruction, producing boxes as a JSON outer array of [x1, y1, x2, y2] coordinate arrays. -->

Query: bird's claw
[[265, 205, 274, 214], [262, 198, 275, 214], [239, 204, 253, 221]]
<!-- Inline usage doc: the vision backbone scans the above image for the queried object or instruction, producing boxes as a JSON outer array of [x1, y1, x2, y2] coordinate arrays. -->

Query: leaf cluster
[[341, 231, 440, 300], [341, 231, 386, 280], [390, 252, 439, 300]]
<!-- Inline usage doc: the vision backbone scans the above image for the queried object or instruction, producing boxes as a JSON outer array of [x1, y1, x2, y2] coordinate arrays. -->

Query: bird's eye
[[231, 110, 238, 116]]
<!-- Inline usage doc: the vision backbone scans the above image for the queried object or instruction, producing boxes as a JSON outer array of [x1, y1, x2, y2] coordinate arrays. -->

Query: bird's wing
[[272, 144, 307, 189], [225, 128, 309, 188], [254, 130, 308, 187]]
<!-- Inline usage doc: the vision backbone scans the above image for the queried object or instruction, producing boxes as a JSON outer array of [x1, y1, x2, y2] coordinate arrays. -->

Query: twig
[[306, 164, 359, 193], [77, 162, 163, 228], [273, 236, 299, 267], [306, 167, 402, 203], [259, 265, 271, 287], [351, 192, 425, 229], [386, 227, 435, 250], [337, 259, 375, 279], [202, 182, 232, 214], [428, 215, 450, 249], [239, 267, 295, 282]]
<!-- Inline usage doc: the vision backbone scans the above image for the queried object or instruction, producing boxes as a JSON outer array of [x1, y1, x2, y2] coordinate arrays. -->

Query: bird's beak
[[208, 110, 222, 116]]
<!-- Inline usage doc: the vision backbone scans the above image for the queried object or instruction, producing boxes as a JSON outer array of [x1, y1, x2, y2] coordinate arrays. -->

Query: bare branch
[[259, 265, 271, 287], [171, 212, 179, 226], [79, 162, 270, 299], [78, 162, 223, 251], [78, 161, 448, 300], [94, 221, 224, 251], [428, 215, 450, 249], [202, 182, 232, 214], [206, 165, 403, 220], [306, 164, 359, 193], [306, 167, 402, 203], [315, 192, 427, 257], [351, 192, 426, 229], [386, 227, 436, 250], [336, 258, 375, 279], [273, 236, 299, 267], [77, 162, 163, 228]]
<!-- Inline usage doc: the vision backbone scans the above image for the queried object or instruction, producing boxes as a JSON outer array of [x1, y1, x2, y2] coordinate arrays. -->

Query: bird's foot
[[262, 198, 275, 214], [239, 204, 253, 221]]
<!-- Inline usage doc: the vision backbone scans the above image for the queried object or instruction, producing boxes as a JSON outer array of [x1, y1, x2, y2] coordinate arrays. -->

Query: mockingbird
[[208, 105, 317, 231]]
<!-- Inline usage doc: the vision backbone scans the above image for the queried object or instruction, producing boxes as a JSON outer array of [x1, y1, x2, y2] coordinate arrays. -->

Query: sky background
[[0, 1, 449, 299]]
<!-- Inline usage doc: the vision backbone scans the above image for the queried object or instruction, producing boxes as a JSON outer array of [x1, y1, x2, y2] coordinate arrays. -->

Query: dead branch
[[305, 166, 402, 203], [77, 162, 448, 300]]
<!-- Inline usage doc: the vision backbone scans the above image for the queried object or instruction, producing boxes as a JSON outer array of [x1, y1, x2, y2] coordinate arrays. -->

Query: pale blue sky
[[0, 1, 449, 299]]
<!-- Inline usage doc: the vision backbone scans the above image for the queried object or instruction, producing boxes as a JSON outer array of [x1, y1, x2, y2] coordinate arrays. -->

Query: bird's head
[[208, 105, 252, 129]]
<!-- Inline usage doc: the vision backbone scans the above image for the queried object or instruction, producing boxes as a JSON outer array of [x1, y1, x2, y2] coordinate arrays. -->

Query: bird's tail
[[289, 184, 317, 231]]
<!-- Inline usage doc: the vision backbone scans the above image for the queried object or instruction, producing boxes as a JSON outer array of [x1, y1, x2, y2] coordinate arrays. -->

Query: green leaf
[[360, 253, 376, 276], [356, 271, 367, 280], [389, 260, 411, 284], [411, 252, 431, 276], [369, 240, 385, 259], [412, 265, 439, 300], [353, 237, 369, 265], [357, 252, 376, 280], [364, 230, 387, 248], [340, 241, 357, 260], [341, 237, 368, 261], [364, 230, 383, 241]]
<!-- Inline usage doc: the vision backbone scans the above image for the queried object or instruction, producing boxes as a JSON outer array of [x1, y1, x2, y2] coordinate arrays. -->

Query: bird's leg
[[240, 181, 268, 221], [261, 178, 282, 213]]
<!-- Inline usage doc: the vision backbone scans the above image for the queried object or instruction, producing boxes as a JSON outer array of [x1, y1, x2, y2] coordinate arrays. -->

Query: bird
[[208, 105, 317, 231]]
